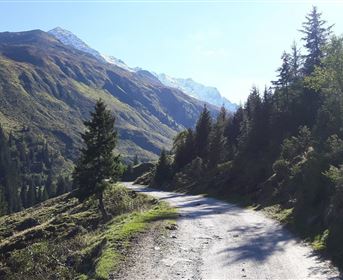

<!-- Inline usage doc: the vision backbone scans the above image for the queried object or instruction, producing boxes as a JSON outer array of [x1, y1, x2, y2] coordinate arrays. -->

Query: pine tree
[[0, 127, 21, 213], [45, 171, 54, 198], [194, 106, 212, 159], [37, 187, 42, 203], [0, 187, 7, 216], [153, 149, 171, 186], [272, 51, 292, 90], [217, 106, 228, 127], [27, 181, 36, 207], [41, 187, 49, 201], [290, 42, 302, 81], [300, 6, 333, 74], [174, 129, 195, 171], [133, 155, 139, 166], [56, 176, 66, 196], [20, 186, 27, 209], [73, 99, 121, 219], [208, 123, 226, 168], [224, 106, 244, 149]]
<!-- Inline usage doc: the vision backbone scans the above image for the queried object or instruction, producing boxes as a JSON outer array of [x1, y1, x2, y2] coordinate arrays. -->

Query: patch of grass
[[312, 229, 329, 252], [262, 204, 294, 224], [94, 202, 177, 279]]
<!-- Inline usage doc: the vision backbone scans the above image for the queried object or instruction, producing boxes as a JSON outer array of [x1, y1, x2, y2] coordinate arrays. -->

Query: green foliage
[[272, 159, 289, 179], [0, 126, 64, 215], [73, 100, 122, 218], [194, 106, 212, 159], [300, 6, 333, 74], [173, 129, 195, 171], [151, 6, 343, 269], [153, 149, 172, 187], [281, 126, 313, 161], [0, 183, 177, 280]]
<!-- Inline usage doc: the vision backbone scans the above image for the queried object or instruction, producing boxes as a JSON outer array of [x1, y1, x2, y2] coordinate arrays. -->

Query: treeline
[[153, 7, 343, 266], [0, 127, 71, 215]]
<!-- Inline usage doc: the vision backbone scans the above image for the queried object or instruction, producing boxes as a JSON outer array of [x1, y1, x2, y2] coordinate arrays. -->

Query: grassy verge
[[94, 202, 177, 279], [0, 184, 177, 280]]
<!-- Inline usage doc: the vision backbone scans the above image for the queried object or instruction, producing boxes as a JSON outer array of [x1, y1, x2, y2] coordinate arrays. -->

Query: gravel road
[[120, 182, 341, 280]]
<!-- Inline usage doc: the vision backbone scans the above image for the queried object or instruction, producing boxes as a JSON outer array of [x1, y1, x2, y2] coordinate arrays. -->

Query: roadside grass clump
[[0, 184, 177, 280], [312, 229, 330, 252], [262, 204, 294, 224]]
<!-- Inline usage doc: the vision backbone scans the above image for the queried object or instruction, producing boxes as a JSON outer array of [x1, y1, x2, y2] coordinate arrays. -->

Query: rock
[[165, 223, 178, 230]]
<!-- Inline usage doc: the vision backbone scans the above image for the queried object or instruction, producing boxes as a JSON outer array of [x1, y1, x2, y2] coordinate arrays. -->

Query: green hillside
[[0, 30, 216, 164], [0, 184, 177, 279]]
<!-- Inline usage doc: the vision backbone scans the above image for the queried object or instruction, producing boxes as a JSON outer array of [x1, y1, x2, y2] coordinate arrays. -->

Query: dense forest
[[152, 7, 343, 267], [0, 127, 71, 215]]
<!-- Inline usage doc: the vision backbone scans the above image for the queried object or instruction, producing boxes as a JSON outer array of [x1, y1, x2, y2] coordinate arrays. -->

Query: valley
[[1, 3, 343, 280]]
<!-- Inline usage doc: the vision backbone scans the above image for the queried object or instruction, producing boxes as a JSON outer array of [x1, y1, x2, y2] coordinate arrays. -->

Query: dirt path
[[119, 182, 341, 280]]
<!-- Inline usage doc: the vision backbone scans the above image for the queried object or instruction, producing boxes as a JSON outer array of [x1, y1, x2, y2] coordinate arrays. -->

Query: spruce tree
[[27, 182, 36, 207], [45, 171, 54, 198], [272, 51, 291, 90], [300, 6, 333, 74], [208, 123, 226, 168], [73, 99, 121, 219], [174, 129, 195, 171], [194, 105, 212, 160], [290, 42, 302, 81], [153, 149, 171, 186], [56, 176, 66, 196], [41, 187, 49, 201]]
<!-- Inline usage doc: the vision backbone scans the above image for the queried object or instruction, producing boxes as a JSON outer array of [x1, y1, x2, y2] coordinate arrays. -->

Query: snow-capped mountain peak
[[48, 27, 103, 60], [155, 73, 238, 112], [48, 27, 237, 111], [100, 54, 135, 72]]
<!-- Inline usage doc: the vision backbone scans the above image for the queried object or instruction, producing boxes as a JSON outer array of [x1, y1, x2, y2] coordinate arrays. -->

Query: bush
[[273, 159, 289, 179]]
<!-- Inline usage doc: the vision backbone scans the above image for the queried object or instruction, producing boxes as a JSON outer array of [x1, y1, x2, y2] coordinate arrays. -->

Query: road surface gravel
[[119, 182, 341, 280]]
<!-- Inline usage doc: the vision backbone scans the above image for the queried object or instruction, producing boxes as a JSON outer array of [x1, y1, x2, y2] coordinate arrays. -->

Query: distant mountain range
[[48, 27, 237, 111], [155, 73, 238, 112], [0, 29, 218, 164]]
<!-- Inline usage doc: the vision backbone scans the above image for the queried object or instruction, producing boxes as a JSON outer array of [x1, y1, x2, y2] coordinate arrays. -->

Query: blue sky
[[1, 1, 343, 103]]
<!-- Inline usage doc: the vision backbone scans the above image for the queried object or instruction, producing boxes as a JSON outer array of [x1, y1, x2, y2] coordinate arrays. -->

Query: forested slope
[[0, 29, 218, 215], [151, 7, 343, 268]]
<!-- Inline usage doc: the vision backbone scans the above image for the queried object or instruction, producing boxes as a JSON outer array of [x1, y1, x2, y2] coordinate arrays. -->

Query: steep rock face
[[0, 30, 216, 163]]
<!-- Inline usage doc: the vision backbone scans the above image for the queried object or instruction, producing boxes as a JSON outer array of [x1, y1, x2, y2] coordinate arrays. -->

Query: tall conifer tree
[[73, 99, 121, 219], [300, 6, 333, 74]]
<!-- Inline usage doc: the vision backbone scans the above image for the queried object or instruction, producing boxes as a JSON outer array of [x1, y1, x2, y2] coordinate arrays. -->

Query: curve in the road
[[122, 182, 341, 280]]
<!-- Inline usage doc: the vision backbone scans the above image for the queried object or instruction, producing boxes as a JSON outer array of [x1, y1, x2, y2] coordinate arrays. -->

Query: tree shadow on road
[[218, 223, 294, 264]]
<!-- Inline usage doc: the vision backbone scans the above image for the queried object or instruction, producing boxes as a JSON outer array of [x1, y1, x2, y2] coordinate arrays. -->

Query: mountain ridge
[[155, 73, 238, 112], [0, 29, 217, 163], [47, 27, 237, 111]]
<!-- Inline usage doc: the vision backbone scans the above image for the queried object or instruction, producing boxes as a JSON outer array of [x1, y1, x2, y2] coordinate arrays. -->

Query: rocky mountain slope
[[0, 29, 216, 163], [48, 27, 236, 112]]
